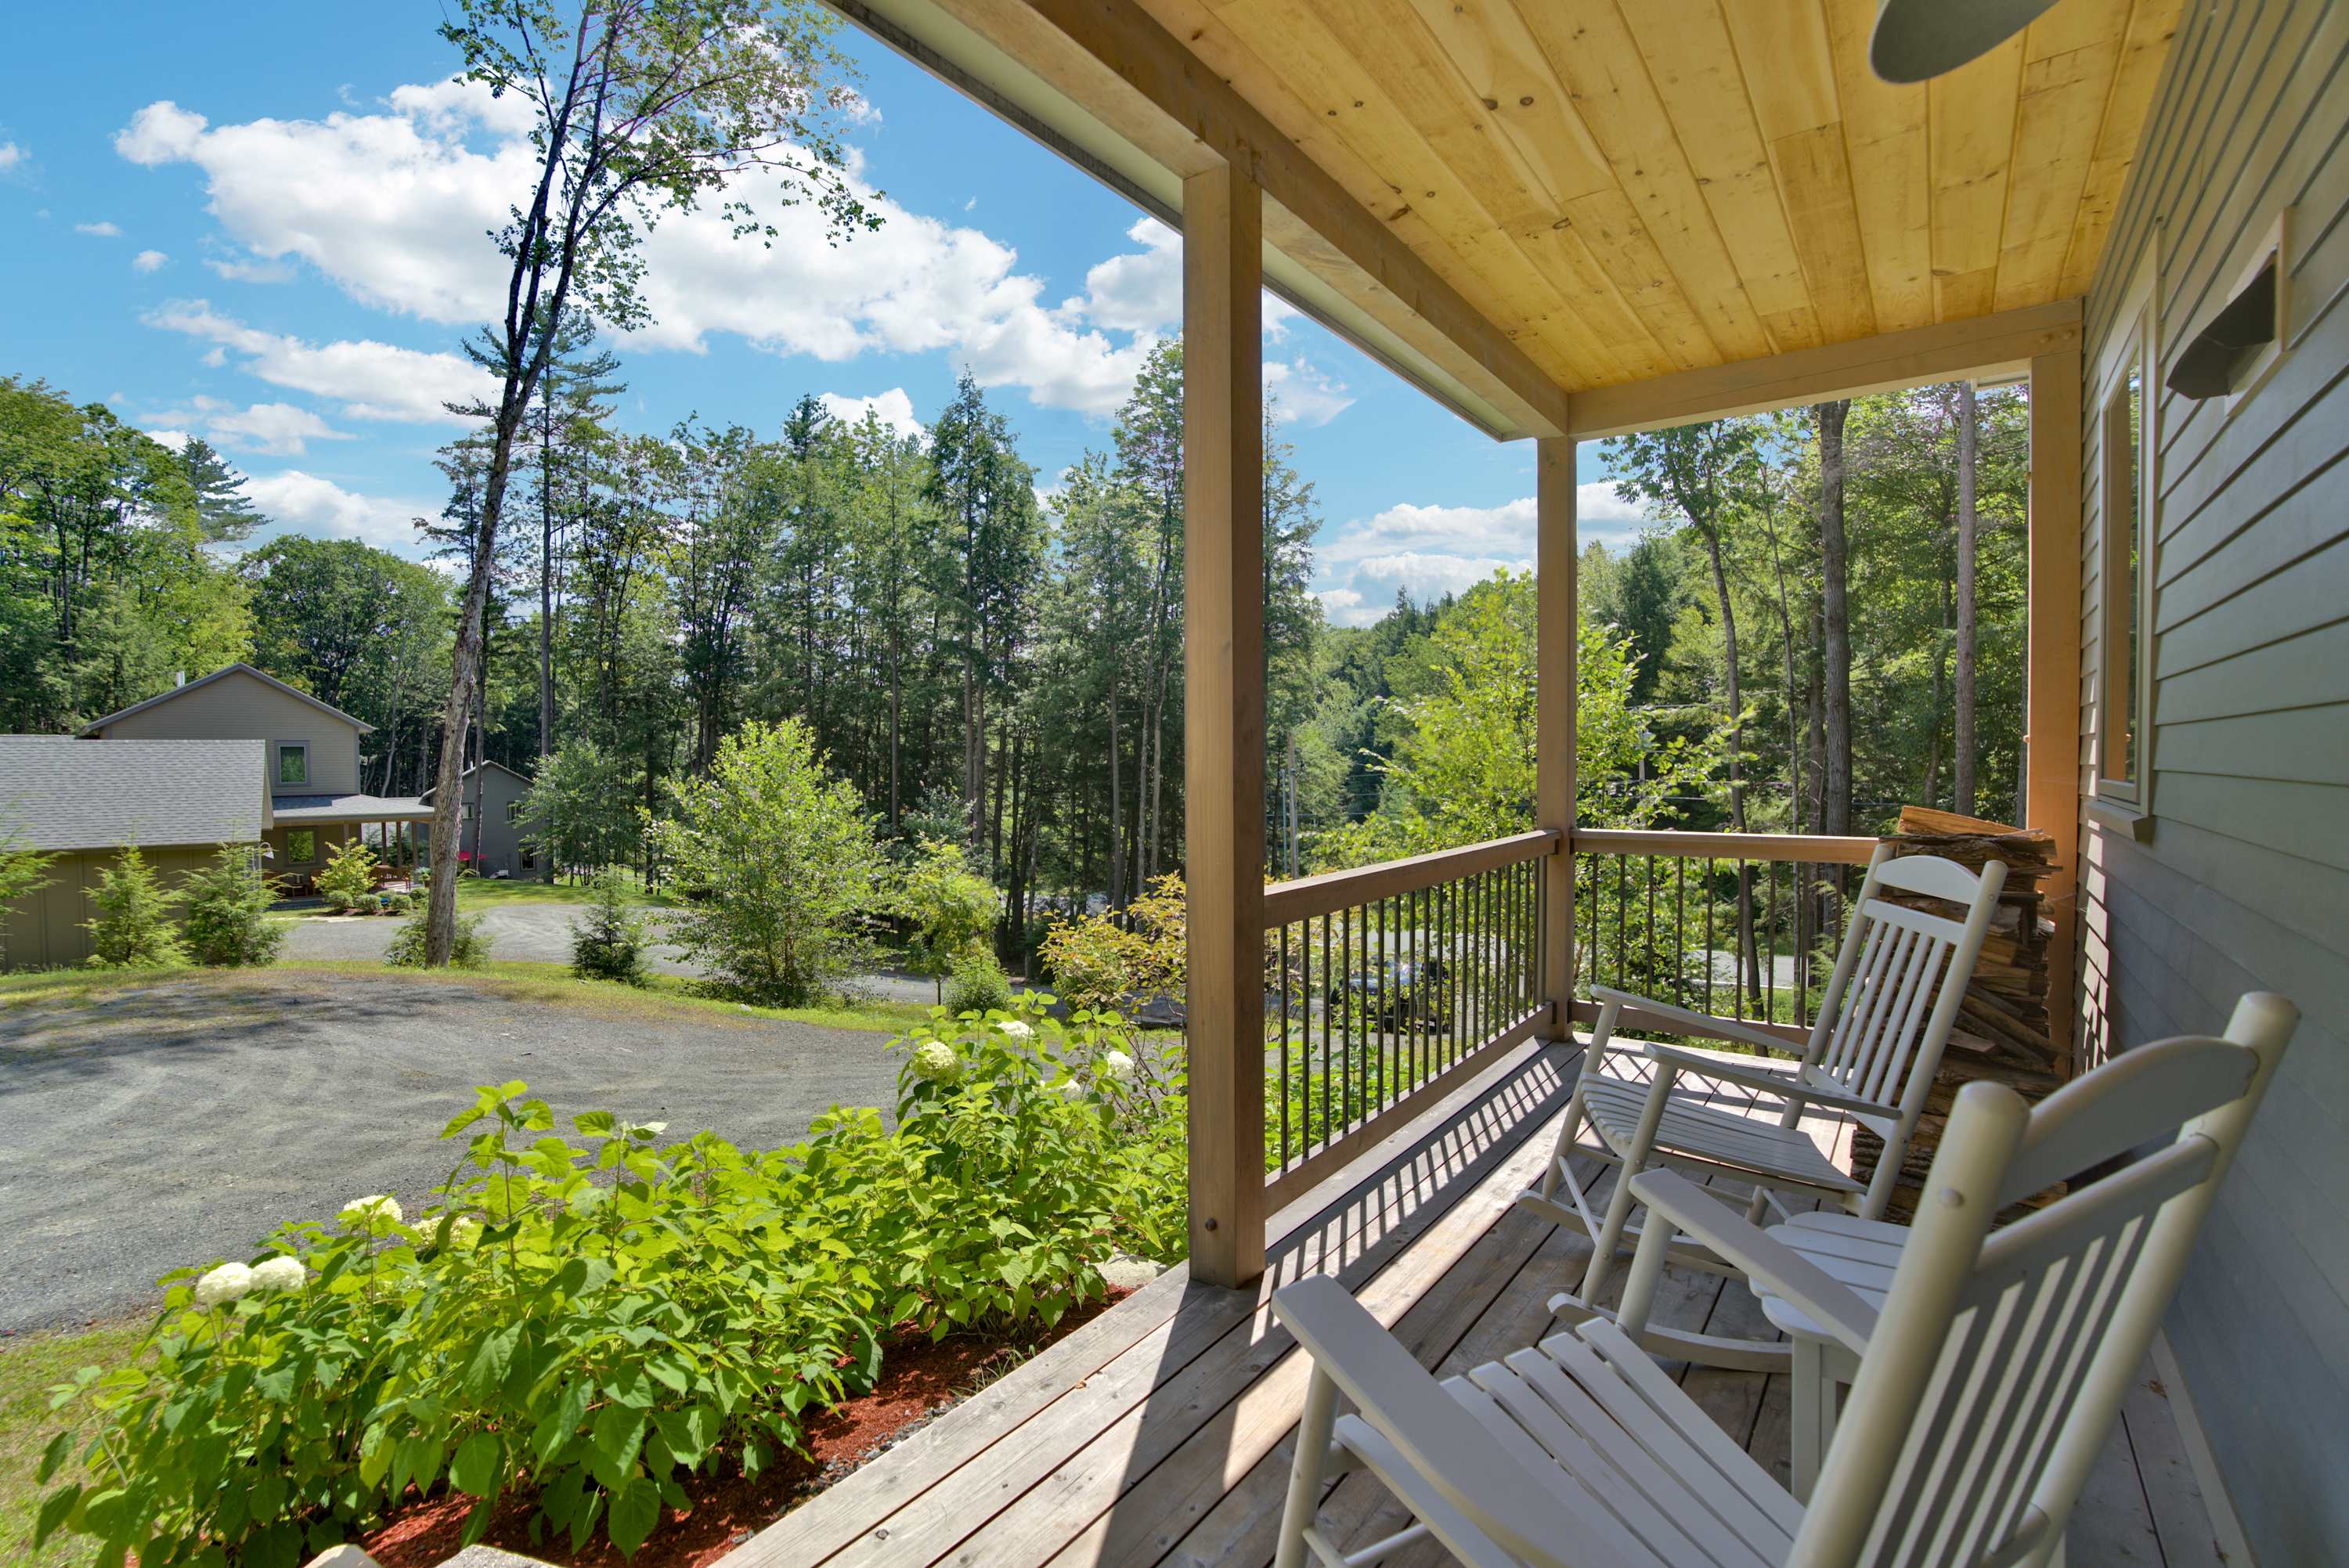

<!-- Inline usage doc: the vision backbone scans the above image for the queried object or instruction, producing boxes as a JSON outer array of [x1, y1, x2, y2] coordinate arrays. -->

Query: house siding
[[92, 670, 363, 798], [2075, 1, 2349, 1560], [1, 846, 216, 971]]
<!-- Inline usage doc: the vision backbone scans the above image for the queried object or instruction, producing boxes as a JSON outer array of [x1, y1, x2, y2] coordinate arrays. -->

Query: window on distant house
[[2097, 247, 2159, 812], [505, 800, 520, 825], [277, 744, 309, 787], [287, 828, 317, 864]]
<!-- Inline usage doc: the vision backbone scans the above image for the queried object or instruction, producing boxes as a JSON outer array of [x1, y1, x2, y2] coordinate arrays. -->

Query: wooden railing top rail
[[1571, 827, 1881, 865], [1262, 828, 1561, 926]]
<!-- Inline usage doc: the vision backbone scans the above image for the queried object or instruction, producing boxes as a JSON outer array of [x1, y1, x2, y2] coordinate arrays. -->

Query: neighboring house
[[0, 737, 270, 969], [78, 664, 432, 891], [420, 759, 543, 879]]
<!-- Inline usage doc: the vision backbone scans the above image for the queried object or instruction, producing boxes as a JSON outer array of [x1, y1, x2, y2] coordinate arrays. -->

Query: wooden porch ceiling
[[839, 0, 2173, 438]]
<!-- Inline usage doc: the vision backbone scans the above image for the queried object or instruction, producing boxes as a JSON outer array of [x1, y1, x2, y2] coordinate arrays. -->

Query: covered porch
[[738, 0, 2332, 1562]]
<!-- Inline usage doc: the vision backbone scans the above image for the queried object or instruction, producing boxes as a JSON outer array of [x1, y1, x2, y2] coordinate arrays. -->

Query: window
[[505, 799, 521, 826], [287, 828, 317, 864], [276, 744, 309, 787], [2095, 246, 2159, 818]]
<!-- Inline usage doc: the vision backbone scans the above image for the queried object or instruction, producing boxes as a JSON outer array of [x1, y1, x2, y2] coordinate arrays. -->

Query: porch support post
[[1535, 435, 1578, 1032], [2027, 344, 2084, 1071], [1182, 158, 1268, 1289]]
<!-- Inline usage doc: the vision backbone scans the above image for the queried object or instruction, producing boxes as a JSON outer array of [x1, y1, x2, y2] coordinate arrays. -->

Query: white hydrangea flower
[[447, 1215, 483, 1249], [912, 1039, 962, 1081], [194, 1261, 254, 1307], [1099, 1050, 1135, 1083], [337, 1194, 404, 1231], [1057, 1076, 1088, 1100], [249, 1256, 306, 1293], [994, 1018, 1034, 1040]]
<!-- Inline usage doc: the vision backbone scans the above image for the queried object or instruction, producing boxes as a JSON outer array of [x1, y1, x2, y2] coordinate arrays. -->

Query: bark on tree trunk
[[539, 379, 557, 760], [1954, 380, 1980, 816], [1701, 530, 1761, 1007], [1818, 399, 1854, 838]]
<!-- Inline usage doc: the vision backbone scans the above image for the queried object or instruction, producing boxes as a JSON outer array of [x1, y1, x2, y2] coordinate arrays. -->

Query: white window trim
[[276, 741, 309, 788], [2092, 242, 2160, 824]]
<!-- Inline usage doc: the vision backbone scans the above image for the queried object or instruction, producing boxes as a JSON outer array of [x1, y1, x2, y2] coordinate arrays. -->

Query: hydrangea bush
[[39, 1009, 1189, 1565]]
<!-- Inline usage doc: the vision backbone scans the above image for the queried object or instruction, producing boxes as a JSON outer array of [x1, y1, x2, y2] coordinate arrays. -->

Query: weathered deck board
[[730, 1034, 2215, 1568]]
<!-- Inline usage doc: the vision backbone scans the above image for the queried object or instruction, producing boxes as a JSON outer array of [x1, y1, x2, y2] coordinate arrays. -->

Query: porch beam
[[1182, 160, 1268, 1289], [1535, 436, 1576, 1029], [1567, 301, 2083, 438], [2027, 342, 2085, 1071]]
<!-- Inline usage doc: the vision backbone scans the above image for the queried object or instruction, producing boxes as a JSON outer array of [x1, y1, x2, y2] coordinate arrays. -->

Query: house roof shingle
[[0, 738, 269, 852]]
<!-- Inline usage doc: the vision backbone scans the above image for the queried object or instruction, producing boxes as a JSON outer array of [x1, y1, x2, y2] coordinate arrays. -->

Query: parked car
[[1323, 957, 1451, 1031]]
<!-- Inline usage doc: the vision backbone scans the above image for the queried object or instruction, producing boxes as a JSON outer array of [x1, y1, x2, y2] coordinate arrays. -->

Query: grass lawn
[[0, 960, 933, 1036], [0, 1320, 146, 1568], [451, 872, 678, 910]]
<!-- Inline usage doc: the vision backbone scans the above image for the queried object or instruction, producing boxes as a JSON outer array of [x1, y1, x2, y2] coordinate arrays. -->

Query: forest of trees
[[2, 343, 2031, 960]]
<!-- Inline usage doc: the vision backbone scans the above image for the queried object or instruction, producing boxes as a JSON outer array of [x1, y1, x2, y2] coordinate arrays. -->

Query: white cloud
[[1264, 357, 1351, 426], [242, 470, 431, 550], [204, 255, 294, 283], [204, 402, 350, 456], [1310, 482, 1654, 627], [145, 428, 193, 452], [112, 83, 1343, 420], [0, 142, 23, 171], [817, 387, 923, 443], [76, 220, 122, 237], [146, 301, 488, 422], [132, 249, 169, 273]]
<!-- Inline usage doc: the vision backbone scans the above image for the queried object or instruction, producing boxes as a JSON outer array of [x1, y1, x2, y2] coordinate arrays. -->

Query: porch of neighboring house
[[265, 799, 433, 896], [734, 1034, 2218, 1568]]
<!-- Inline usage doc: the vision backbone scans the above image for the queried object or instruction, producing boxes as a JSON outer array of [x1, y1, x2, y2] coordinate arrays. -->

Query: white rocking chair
[[1517, 843, 2007, 1368], [1271, 991, 2297, 1568]]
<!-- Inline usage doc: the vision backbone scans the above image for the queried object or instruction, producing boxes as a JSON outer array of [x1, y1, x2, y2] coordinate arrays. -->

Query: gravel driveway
[[281, 903, 936, 1004], [0, 970, 907, 1332]]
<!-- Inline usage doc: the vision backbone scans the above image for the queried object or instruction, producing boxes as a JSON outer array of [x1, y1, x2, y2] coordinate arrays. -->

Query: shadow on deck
[[728, 1036, 2219, 1568]]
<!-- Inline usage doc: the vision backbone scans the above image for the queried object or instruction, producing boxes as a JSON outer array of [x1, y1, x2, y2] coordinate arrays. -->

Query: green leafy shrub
[[315, 838, 380, 913], [388, 910, 491, 968], [895, 837, 998, 1001], [84, 845, 187, 968], [41, 1018, 1186, 1565], [1039, 873, 1185, 1012], [181, 844, 287, 967], [571, 871, 651, 985], [0, 831, 57, 968], [944, 950, 1012, 1015], [646, 718, 883, 1005]]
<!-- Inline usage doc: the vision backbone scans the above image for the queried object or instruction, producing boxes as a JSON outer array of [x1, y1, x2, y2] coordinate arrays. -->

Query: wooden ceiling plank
[[2060, 0, 2187, 296], [1772, 122, 1880, 341], [1928, 33, 2026, 319], [1994, 35, 2122, 311], [1265, 0, 1681, 377], [1719, 0, 1842, 139], [1566, 299, 2080, 438], [1506, 0, 1777, 361], [1201, 0, 1622, 385], [1621, 0, 1826, 351], [1392, 0, 1615, 210], [1824, 0, 1933, 332]]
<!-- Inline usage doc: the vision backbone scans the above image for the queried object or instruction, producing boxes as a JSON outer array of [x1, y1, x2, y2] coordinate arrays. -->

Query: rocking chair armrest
[[1626, 1168, 1881, 1356], [1272, 1277, 1614, 1568], [1640, 1042, 1900, 1122], [1589, 986, 1800, 1058]]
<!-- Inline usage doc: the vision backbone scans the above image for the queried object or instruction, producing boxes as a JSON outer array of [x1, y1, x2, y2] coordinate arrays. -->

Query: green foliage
[[389, 910, 492, 968], [1039, 874, 1185, 1013], [179, 845, 287, 968], [897, 837, 998, 997], [83, 847, 186, 968], [570, 871, 651, 986], [646, 718, 882, 1005], [0, 834, 57, 968], [526, 740, 637, 878], [43, 1030, 1185, 1563], [944, 950, 1012, 1015], [313, 838, 379, 914]]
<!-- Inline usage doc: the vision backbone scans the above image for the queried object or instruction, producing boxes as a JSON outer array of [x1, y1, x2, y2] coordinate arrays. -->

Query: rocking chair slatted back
[[1792, 992, 2299, 1568], [1787, 849, 2007, 1189]]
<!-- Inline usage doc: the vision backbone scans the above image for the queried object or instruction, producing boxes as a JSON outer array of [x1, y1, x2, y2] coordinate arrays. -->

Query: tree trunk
[[539, 379, 557, 759], [1702, 529, 1761, 1007], [1106, 676, 1125, 907], [1817, 399, 1853, 837], [1954, 380, 1980, 816]]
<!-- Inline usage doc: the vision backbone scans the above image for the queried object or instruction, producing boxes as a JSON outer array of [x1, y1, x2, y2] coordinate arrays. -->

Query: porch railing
[[1260, 829, 1556, 1209], [1570, 828, 1880, 1047]]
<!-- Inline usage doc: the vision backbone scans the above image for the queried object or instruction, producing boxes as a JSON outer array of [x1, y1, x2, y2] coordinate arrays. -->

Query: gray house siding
[[2075, 1, 2349, 1560], [424, 762, 543, 878], [89, 668, 364, 799]]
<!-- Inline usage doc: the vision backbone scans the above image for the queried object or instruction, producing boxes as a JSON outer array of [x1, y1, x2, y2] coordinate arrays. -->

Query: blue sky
[[0, 2, 1640, 626]]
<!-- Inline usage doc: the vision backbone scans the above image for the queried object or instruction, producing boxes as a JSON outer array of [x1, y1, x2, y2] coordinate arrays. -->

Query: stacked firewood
[[1850, 806, 2066, 1219]]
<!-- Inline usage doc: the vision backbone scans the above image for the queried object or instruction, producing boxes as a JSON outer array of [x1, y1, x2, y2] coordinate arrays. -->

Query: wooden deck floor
[[731, 1036, 2223, 1568]]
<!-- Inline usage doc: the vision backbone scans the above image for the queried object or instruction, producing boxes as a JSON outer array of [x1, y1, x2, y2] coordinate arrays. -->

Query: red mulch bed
[[360, 1292, 1128, 1568]]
